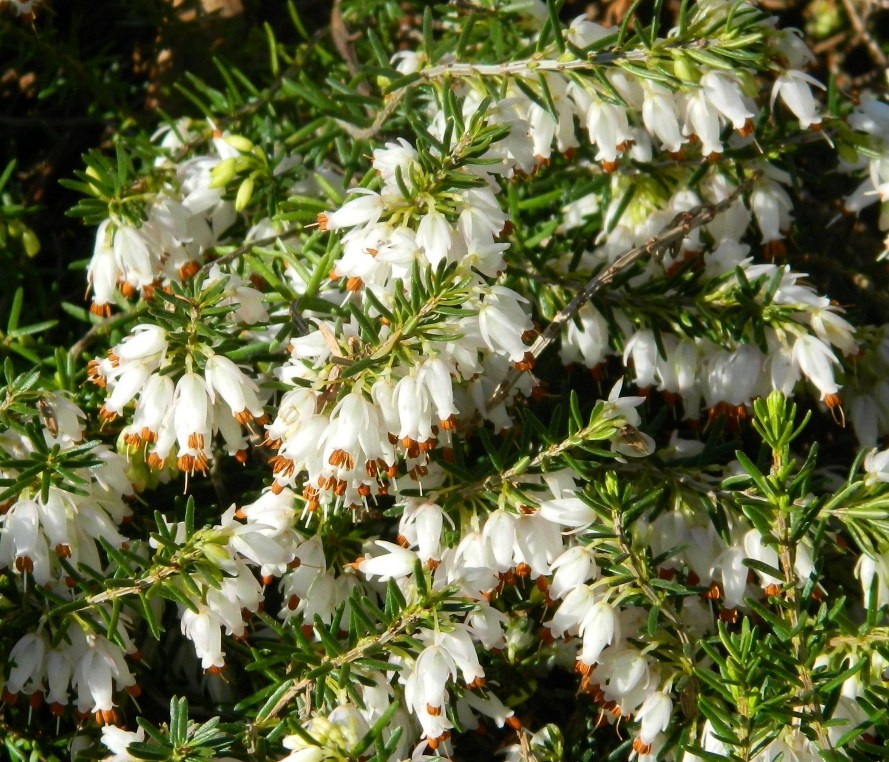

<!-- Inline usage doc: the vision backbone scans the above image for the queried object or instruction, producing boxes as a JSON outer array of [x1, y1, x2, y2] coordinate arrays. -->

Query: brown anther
[[15, 555, 33, 573], [146, 453, 166, 470], [29, 692, 42, 709], [98, 406, 118, 423], [439, 415, 457, 431], [288, 595, 300, 610], [262, 575, 274, 586], [1, 688, 17, 704], [235, 449, 248, 464], [269, 454, 296, 477], [95, 708, 119, 725], [506, 715, 522, 730], [234, 409, 253, 424], [763, 239, 786, 260], [702, 581, 722, 600], [426, 704, 442, 716], [738, 119, 755, 138], [764, 583, 782, 597], [515, 562, 531, 578], [317, 213, 330, 232], [346, 276, 363, 292], [512, 352, 535, 371], [126, 684, 142, 698], [123, 433, 142, 447], [55, 543, 72, 558], [178, 261, 200, 280], [719, 607, 739, 624], [271, 481, 285, 495], [601, 160, 619, 173], [632, 739, 652, 754], [51, 701, 65, 717], [90, 303, 112, 317]]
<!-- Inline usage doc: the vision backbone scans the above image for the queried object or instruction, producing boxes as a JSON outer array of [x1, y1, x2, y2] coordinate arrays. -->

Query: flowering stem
[[486, 177, 756, 411], [247, 607, 427, 735], [196, 226, 302, 278], [611, 499, 699, 677]]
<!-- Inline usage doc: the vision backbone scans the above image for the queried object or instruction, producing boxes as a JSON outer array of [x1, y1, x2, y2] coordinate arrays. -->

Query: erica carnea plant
[[2, 0, 889, 760]]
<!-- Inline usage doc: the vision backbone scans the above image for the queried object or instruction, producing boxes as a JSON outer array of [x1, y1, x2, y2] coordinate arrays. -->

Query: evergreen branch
[[486, 177, 756, 411]]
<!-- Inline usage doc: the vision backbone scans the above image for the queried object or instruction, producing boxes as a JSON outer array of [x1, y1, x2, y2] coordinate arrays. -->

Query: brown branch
[[484, 178, 756, 412], [196, 226, 302, 277]]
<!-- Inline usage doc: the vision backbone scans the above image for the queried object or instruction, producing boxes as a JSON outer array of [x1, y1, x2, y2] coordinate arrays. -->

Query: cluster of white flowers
[[158, 497, 300, 672], [87, 128, 240, 316], [87, 271, 267, 474], [0, 394, 142, 721], [18, 0, 889, 758]]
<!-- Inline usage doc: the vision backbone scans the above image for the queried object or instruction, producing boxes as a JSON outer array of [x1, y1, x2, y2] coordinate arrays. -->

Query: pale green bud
[[235, 176, 254, 212], [223, 134, 255, 153], [209, 157, 238, 189], [22, 227, 40, 257]]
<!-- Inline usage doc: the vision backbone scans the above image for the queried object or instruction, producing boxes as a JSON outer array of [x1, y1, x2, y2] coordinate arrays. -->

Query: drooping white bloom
[[642, 84, 684, 153], [751, 178, 794, 244], [579, 599, 620, 665], [635, 691, 672, 746], [205, 354, 265, 423], [172, 372, 212, 473], [6, 632, 47, 696], [477, 286, 532, 363], [700, 71, 754, 130], [586, 101, 633, 164], [624, 330, 659, 388], [771, 70, 824, 129], [359, 541, 417, 581], [181, 607, 225, 670], [72, 633, 136, 713], [319, 189, 385, 232], [684, 89, 725, 156], [792, 334, 840, 400], [416, 206, 453, 269], [549, 544, 599, 599]]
